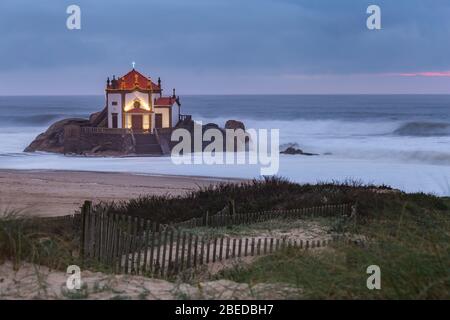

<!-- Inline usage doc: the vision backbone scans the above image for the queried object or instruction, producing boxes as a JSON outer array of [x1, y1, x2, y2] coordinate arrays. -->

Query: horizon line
[[1, 93, 450, 97]]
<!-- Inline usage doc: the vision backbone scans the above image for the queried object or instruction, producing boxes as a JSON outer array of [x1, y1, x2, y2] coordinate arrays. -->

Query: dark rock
[[205, 123, 220, 129], [26, 115, 249, 156], [24, 118, 89, 153], [89, 112, 102, 125], [225, 120, 249, 146], [225, 120, 245, 131], [281, 147, 304, 155], [280, 147, 319, 156]]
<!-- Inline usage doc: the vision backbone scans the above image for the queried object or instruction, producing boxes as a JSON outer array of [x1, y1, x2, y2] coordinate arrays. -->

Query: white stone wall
[[154, 107, 171, 128], [107, 93, 122, 128], [172, 104, 179, 127]]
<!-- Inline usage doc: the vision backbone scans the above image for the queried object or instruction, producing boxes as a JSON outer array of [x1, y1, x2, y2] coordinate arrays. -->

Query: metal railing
[[179, 114, 192, 122], [81, 127, 133, 135], [81, 127, 157, 135]]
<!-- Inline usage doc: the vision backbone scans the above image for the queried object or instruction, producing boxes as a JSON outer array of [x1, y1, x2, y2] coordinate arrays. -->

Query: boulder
[[205, 123, 221, 129], [89, 112, 102, 125], [225, 120, 245, 131], [281, 147, 304, 155], [280, 147, 319, 156], [24, 118, 89, 153]]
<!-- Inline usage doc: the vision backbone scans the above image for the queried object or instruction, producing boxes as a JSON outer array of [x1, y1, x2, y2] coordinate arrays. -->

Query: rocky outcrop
[[280, 143, 319, 156], [25, 114, 248, 156], [173, 118, 249, 152], [23, 109, 134, 155], [89, 112, 102, 125], [280, 147, 318, 156], [225, 119, 245, 131], [24, 118, 89, 153]]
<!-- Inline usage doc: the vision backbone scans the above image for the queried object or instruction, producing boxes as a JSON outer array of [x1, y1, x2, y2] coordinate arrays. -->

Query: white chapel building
[[105, 68, 181, 132]]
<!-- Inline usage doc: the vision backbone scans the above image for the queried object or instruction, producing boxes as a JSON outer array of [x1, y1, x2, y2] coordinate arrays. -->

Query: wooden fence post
[[106, 213, 115, 266], [187, 233, 193, 268], [161, 229, 169, 277], [90, 209, 96, 260], [168, 229, 174, 275], [149, 223, 156, 275], [116, 216, 124, 273], [135, 218, 143, 274], [206, 238, 211, 263], [174, 230, 181, 272], [205, 211, 209, 227], [238, 238, 242, 258], [193, 235, 198, 268], [142, 220, 151, 274], [200, 237, 205, 265], [180, 232, 186, 270], [219, 237, 224, 261], [245, 238, 249, 257], [80, 200, 91, 264], [211, 237, 217, 263], [130, 217, 139, 274]]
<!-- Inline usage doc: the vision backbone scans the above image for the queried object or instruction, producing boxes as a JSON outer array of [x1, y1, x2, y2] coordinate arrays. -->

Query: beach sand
[[0, 261, 301, 300], [0, 169, 241, 217]]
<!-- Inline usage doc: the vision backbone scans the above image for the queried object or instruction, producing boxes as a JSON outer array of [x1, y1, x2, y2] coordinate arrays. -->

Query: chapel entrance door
[[155, 114, 163, 129], [131, 115, 143, 130]]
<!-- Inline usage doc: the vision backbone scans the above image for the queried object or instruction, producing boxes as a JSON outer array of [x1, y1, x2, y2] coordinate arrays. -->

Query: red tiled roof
[[155, 97, 178, 106], [108, 69, 161, 91]]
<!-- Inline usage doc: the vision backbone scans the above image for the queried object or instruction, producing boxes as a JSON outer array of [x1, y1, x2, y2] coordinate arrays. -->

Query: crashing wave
[[393, 122, 450, 137]]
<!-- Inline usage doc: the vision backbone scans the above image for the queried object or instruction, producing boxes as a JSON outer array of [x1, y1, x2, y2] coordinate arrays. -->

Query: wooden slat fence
[[173, 203, 352, 229], [16, 213, 82, 233], [80, 202, 353, 278]]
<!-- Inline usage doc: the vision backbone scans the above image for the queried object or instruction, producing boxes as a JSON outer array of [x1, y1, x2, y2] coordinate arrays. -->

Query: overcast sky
[[1, 0, 450, 95]]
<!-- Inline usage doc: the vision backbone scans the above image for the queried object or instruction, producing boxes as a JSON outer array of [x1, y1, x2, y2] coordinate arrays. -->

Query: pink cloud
[[387, 71, 450, 77]]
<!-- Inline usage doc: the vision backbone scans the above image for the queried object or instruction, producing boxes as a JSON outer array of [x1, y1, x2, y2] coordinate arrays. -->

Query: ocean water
[[0, 95, 450, 195]]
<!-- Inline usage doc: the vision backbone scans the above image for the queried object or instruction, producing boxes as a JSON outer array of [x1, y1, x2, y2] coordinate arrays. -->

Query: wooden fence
[[17, 213, 82, 233], [173, 203, 351, 229], [79, 202, 353, 278]]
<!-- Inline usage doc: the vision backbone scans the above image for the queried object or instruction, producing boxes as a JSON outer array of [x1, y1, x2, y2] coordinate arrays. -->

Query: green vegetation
[[104, 177, 392, 224], [1, 178, 449, 299], [0, 210, 79, 270], [177, 218, 328, 238], [217, 195, 450, 299]]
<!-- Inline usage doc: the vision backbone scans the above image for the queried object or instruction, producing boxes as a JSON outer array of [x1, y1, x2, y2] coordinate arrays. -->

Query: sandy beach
[[0, 169, 241, 217]]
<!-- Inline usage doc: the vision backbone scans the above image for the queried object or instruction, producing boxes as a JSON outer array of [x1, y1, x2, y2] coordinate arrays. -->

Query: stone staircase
[[133, 133, 163, 155]]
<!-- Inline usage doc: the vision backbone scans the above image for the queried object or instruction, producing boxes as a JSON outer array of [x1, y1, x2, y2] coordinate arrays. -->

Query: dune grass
[[103, 177, 394, 224], [1, 178, 448, 300], [0, 210, 79, 270], [216, 196, 450, 299]]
